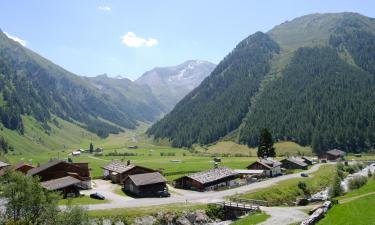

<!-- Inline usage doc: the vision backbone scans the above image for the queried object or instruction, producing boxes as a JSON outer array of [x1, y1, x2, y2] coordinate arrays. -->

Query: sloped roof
[[234, 169, 264, 174], [0, 161, 9, 168], [327, 149, 346, 156], [247, 158, 282, 169], [183, 167, 238, 185], [41, 176, 81, 191], [13, 162, 34, 171], [101, 161, 135, 174], [281, 157, 308, 167], [27, 160, 82, 176], [126, 172, 166, 186]]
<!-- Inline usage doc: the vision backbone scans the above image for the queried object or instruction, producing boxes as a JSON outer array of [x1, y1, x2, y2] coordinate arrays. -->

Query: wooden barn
[[124, 172, 167, 197], [27, 160, 91, 189], [102, 161, 155, 184], [13, 162, 35, 174], [319, 149, 346, 161], [247, 158, 282, 177], [174, 167, 239, 191], [280, 157, 308, 170], [41, 176, 81, 198]]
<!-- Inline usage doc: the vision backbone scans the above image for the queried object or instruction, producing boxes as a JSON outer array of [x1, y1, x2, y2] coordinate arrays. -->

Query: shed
[[174, 167, 239, 191], [13, 163, 35, 174], [281, 157, 308, 170], [41, 176, 81, 198], [124, 172, 167, 197], [319, 149, 346, 161]]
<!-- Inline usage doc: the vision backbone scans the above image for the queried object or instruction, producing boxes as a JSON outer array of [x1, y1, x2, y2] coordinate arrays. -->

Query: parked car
[[90, 192, 105, 200], [301, 173, 309, 177], [156, 190, 170, 198]]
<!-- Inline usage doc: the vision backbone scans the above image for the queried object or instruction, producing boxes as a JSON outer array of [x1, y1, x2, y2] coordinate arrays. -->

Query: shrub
[[348, 176, 368, 190], [205, 204, 225, 220]]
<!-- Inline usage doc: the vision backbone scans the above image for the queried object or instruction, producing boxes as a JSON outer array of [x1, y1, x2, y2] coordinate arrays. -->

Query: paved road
[[260, 206, 309, 225], [82, 163, 324, 210]]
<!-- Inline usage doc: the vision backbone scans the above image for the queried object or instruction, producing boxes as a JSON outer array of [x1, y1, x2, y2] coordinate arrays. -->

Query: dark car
[[156, 190, 170, 198], [90, 192, 105, 200], [301, 173, 309, 177]]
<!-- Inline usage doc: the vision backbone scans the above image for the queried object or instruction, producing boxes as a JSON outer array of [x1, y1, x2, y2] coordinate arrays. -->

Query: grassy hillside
[[0, 116, 98, 154]]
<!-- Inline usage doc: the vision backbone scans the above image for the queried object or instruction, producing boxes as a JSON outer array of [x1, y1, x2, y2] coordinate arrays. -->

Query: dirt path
[[81, 163, 324, 210], [259, 206, 309, 225]]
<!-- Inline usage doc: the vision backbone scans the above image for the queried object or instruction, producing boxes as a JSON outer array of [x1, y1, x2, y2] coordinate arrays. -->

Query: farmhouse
[[281, 157, 308, 170], [27, 160, 91, 189], [319, 149, 346, 161], [41, 176, 81, 198], [124, 172, 167, 197], [102, 161, 155, 184], [174, 167, 239, 191], [247, 158, 282, 177]]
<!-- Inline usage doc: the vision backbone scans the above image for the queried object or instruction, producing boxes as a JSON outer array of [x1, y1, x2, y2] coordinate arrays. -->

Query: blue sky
[[0, 0, 374, 79]]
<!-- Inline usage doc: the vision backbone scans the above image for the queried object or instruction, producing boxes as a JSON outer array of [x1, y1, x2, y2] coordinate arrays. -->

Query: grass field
[[231, 213, 270, 225], [58, 195, 109, 205], [233, 165, 336, 206], [88, 203, 207, 221]]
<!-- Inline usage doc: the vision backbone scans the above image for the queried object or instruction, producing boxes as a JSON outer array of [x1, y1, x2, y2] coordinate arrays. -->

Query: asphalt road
[[82, 163, 324, 211]]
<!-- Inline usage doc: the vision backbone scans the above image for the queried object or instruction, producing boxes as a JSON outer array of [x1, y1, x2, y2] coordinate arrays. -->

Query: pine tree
[[257, 128, 276, 158], [89, 143, 94, 154]]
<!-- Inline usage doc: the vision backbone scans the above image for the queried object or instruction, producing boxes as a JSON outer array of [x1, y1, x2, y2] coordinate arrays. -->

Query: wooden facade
[[247, 159, 282, 177], [123, 172, 167, 197], [102, 161, 155, 184], [280, 158, 308, 170]]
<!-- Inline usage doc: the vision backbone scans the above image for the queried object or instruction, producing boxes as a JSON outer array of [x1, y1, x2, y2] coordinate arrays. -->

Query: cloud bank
[[3, 32, 27, 46], [121, 32, 158, 48]]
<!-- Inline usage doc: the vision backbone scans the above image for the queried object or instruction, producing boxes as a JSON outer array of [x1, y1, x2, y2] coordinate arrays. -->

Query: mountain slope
[[0, 29, 143, 142], [136, 60, 215, 109], [86, 74, 167, 122], [148, 12, 375, 153], [147, 32, 280, 147]]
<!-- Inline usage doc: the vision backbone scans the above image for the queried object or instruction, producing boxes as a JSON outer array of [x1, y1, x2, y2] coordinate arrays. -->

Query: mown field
[[318, 178, 375, 225]]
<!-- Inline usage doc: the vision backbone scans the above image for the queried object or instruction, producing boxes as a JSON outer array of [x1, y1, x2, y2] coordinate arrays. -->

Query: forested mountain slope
[[148, 12, 375, 153]]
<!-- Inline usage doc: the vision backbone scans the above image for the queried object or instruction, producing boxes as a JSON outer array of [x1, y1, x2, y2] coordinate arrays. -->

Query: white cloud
[[98, 6, 111, 11], [3, 32, 27, 46], [121, 32, 159, 48]]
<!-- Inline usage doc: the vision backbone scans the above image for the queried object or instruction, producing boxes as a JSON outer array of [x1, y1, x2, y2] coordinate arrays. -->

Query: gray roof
[[127, 172, 166, 186], [102, 161, 136, 174], [0, 161, 9, 168], [184, 167, 238, 184], [327, 149, 346, 156], [41, 176, 81, 191], [27, 160, 65, 176], [281, 157, 308, 167]]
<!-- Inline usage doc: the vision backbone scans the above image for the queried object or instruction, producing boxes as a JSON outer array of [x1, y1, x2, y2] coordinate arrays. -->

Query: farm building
[[41, 176, 81, 198], [234, 169, 265, 178], [247, 158, 282, 177], [280, 157, 308, 170], [102, 161, 155, 184], [13, 162, 35, 174], [124, 172, 168, 197], [302, 156, 313, 165], [71, 151, 81, 156], [174, 167, 239, 191], [27, 160, 91, 189], [319, 149, 346, 161]]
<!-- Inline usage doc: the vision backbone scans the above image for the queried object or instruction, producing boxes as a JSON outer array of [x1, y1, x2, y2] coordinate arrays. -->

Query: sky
[[0, 0, 374, 80]]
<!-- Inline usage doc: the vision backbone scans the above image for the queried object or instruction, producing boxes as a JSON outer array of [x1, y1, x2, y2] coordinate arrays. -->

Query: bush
[[348, 176, 368, 190], [205, 204, 225, 220]]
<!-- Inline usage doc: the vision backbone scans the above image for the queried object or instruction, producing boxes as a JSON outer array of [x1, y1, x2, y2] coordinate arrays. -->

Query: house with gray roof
[[101, 161, 155, 184], [281, 157, 308, 170], [174, 167, 239, 191], [247, 158, 282, 177], [124, 172, 168, 197]]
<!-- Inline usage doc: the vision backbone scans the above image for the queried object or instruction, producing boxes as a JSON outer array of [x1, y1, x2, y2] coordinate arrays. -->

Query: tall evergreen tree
[[89, 143, 94, 154], [257, 128, 276, 158]]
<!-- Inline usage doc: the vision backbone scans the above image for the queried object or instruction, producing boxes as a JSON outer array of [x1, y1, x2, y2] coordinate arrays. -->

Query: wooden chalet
[[101, 161, 155, 184], [27, 160, 91, 189], [280, 157, 308, 170], [301, 156, 313, 165], [174, 167, 239, 191], [124, 172, 167, 197], [41, 176, 81, 198], [247, 158, 282, 177], [319, 149, 346, 161]]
